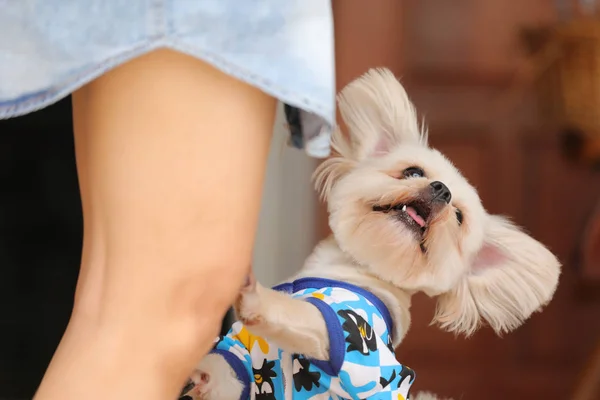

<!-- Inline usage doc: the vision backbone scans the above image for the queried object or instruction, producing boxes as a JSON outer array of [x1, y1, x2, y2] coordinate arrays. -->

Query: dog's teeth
[[402, 205, 407, 212]]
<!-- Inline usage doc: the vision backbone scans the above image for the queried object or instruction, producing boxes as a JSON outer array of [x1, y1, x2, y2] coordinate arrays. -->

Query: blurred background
[[1, 1, 600, 399]]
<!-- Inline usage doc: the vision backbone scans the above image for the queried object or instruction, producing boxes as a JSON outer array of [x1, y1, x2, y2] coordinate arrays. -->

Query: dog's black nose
[[430, 181, 452, 204]]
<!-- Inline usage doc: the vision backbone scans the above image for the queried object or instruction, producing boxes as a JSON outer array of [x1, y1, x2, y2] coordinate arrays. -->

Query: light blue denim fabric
[[0, 0, 335, 158]]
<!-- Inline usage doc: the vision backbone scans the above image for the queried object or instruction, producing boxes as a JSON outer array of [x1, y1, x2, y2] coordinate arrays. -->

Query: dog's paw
[[183, 354, 244, 400], [234, 271, 265, 327]]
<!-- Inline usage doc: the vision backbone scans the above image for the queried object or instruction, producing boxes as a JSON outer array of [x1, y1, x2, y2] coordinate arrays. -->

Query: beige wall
[[252, 105, 319, 287]]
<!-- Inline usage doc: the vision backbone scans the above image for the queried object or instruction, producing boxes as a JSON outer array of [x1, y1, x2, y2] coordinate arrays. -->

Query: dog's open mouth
[[372, 200, 432, 237]]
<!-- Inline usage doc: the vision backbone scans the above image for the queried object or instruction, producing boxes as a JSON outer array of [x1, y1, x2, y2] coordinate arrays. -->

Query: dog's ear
[[433, 215, 561, 336], [336, 67, 427, 161], [314, 68, 426, 200]]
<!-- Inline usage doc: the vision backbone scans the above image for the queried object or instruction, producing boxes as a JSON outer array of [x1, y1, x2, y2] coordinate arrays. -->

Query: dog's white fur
[[192, 354, 245, 399], [185, 68, 561, 400]]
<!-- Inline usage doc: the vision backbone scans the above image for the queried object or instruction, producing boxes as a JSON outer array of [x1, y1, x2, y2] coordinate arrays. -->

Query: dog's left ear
[[335, 67, 427, 161], [433, 215, 561, 336]]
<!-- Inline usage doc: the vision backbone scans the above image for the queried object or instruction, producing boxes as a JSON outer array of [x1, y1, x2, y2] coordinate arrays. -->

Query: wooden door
[[394, 1, 600, 399]]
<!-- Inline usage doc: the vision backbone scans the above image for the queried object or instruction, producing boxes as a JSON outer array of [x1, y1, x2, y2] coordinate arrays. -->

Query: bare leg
[[234, 272, 330, 360], [34, 49, 276, 400]]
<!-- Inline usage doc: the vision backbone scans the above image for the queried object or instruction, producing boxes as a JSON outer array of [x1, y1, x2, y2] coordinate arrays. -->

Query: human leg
[[35, 49, 276, 400]]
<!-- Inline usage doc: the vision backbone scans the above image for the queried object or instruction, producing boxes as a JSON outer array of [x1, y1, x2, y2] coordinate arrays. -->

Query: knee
[[165, 254, 250, 322], [72, 230, 252, 345]]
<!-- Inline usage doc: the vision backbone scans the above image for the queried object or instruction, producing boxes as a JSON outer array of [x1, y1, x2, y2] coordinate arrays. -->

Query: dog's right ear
[[336, 68, 427, 161], [314, 68, 427, 200]]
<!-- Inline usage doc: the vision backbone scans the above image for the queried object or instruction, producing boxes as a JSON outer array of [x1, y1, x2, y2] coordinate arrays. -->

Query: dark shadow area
[[0, 98, 81, 399]]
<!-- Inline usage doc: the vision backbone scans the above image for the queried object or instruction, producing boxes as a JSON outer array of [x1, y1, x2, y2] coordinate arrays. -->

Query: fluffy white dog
[[181, 68, 561, 400]]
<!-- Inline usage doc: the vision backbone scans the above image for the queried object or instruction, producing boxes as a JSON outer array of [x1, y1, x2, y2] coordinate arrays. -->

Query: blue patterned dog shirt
[[208, 278, 415, 400]]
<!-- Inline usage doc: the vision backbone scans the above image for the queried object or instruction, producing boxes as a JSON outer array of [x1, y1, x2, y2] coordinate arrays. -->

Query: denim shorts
[[0, 0, 335, 158]]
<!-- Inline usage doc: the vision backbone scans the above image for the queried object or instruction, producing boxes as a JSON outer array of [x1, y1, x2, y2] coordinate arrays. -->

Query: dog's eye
[[455, 209, 463, 225], [402, 167, 425, 179]]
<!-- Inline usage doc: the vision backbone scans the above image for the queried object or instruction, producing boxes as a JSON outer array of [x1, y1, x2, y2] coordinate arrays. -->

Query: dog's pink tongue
[[406, 206, 425, 227]]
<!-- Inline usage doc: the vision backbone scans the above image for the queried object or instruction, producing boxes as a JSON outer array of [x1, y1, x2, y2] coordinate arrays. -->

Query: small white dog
[[181, 68, 561, 400]]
